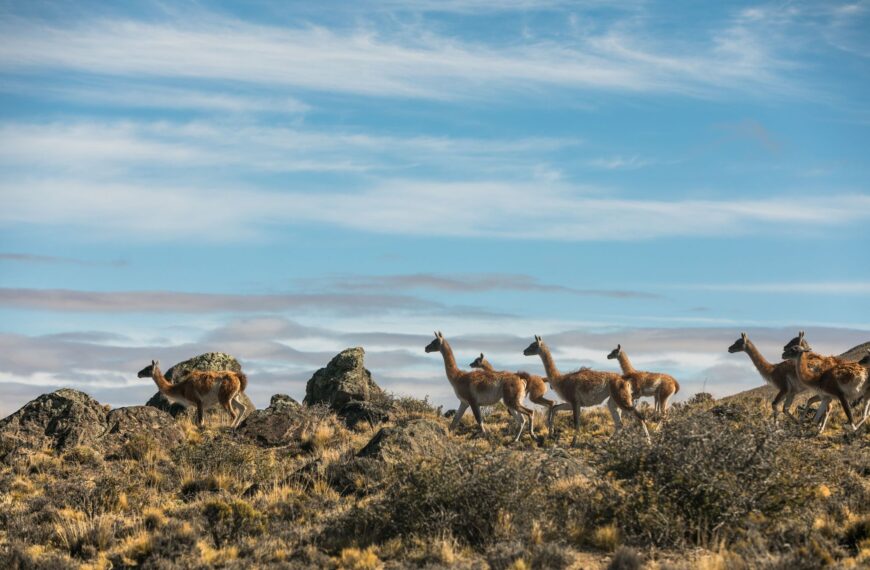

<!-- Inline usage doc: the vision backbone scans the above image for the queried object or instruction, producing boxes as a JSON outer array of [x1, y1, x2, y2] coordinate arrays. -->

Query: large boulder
[[356, 418, 449, 463], [103, 406, 186, 453], [0, 389, 108, 460], [326, 418, 450, 496], [237, 394, 302, 447], [304, 347, 388, 425], [145, 352, 255, 426]]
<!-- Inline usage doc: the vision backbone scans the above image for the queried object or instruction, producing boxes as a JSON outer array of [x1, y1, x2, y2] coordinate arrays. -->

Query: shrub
[[62, 445, 103, 467], [202, 499, 265, 548], [608, 546, 642, 570], [120, 434, 163, 462], [45, 476, 126, 517], [587, 399, 862, 549], [52, 514, 116, 559], [331, 445, 545, 549]]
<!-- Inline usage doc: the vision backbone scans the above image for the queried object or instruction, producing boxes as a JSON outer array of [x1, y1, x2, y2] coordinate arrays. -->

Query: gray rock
[[103, 406, 185, 453], [356, 418, 449, 463], [145, 352, 254, 425], [238, 393, 303, 447], [0, 389, 108, 460], [303, 347, 388, 426]]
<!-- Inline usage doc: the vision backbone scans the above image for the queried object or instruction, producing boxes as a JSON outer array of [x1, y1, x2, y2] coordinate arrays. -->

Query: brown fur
[[783, 333, 870, 432], [470, 353, 555, 413], [727, 332, 818, 422], [138, 361, 248, 428], [426, 333, 536, 441], [607, 344, 679, 417], [524, 336, 650, 445]]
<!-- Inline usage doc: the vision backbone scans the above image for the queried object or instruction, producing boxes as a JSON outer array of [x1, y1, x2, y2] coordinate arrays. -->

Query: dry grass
[[0, 391, 867, 569]]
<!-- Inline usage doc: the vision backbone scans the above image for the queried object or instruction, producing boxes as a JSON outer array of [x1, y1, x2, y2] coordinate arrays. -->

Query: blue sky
[[1, 0, 868, 416]]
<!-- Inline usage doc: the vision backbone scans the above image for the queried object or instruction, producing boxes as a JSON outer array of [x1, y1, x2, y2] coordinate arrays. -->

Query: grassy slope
[[0, 389, 868, 570]]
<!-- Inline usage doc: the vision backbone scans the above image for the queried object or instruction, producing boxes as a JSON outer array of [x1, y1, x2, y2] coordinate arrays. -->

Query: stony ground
[[0, 382, 868, 570]]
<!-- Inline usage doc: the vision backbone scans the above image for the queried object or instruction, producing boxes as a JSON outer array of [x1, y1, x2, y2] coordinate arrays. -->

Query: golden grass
[[337, 546, 383, 570]]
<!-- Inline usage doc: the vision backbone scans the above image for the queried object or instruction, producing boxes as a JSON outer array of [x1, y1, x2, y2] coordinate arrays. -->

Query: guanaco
[[426, 332, 537, 442], [606, 344, 679, 417], [470, 352, 555, 432], [138, 360, 248, 428], [523, 335, 650, 446], [782, 332, 870, 433]]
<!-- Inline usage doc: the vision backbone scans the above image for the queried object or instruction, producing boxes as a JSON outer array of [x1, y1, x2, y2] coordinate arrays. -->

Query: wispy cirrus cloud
[[303, 273, 660, 299], [677, 281, 870, 295], [0, 120, 579, 176], [0, 252, 126, 267], [0, 12, 798, 101], [0, 288, 438, 315], [2, 177, 868, 242]]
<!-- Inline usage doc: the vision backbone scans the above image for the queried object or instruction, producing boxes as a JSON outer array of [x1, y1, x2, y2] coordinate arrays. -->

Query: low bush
[[202, 499, 265, 548]]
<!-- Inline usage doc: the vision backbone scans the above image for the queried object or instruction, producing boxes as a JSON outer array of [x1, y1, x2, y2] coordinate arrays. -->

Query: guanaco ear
[[798, 330, 805, 340], [437, 331, 444, 339], [535, 334, 541, 342], [480, 353, 484, 359], [740, 332, 747, 340], [151, 359, 156, 366], [617, 344, 621, 351]]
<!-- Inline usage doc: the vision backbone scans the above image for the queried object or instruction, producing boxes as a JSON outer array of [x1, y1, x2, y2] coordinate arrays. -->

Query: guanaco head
[[425, 331, 445, 353], [781, 331, 811, 360], [137, 359, 159, 378], [606, 344, 623, 360], [523, 335, 544, 356], [469, 353, 489, 368], [782, 330, 810, 353], [727, 332, 748, 353]]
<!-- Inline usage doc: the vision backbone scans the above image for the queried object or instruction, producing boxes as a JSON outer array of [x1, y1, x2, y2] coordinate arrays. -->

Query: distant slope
[[838, 341, 870, 362]]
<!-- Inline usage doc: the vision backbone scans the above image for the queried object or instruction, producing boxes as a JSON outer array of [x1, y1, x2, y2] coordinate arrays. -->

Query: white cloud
[[0, 13, 797, 101], [0, 121, 579, 176], [677, 282, 870, 295], [2, 176, 868, 242]]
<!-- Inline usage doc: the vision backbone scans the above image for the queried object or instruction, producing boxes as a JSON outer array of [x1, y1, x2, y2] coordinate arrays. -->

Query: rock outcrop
[[238, 394, 302, 447], [0, 390, 184, 462], [0, 389, 108, 460], [145, 352, 255, 425], [103, 406, 186, 453], [356, 418, 449, 463], [303, 347, 388, 426]]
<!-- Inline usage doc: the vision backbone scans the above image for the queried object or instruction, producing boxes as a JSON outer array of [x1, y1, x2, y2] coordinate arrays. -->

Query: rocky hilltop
[[0, 346, 868, 569]]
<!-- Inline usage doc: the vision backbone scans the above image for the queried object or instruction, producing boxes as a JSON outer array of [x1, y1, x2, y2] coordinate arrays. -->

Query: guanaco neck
[[537, 344, 562, 381], [478, 360, 494, 371], [793, 350, 820, 386], [151, 366, 175, 393], [616, 352, 636, 374], [742, 339, 775, 379], [439, 340, 461, 381]]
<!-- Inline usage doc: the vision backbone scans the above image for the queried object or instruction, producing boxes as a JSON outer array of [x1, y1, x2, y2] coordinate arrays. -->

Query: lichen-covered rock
[[0, 389, 108, 461], [527, 448, 593, 485], [238, 394, 303, 447], [357, 418, 449, 463], [145, 352, 254, 425], [303, 347, 386, 425], [103, 406, 185, 453]]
